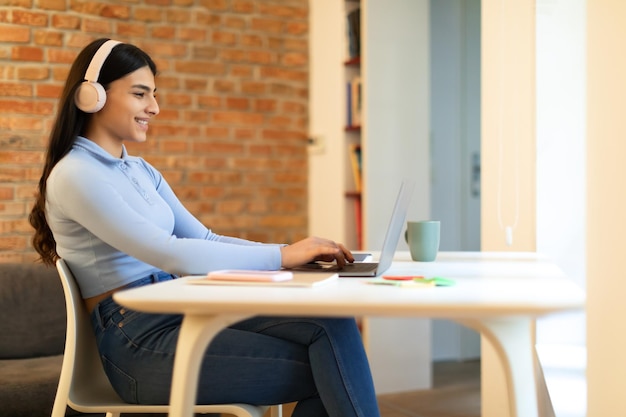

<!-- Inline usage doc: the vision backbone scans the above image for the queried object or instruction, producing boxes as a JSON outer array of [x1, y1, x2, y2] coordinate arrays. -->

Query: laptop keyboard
[[294, 262, 377, 273]]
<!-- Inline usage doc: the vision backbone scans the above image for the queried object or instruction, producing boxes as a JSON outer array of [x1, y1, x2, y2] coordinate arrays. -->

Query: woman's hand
[[280, 236, 354, 269]]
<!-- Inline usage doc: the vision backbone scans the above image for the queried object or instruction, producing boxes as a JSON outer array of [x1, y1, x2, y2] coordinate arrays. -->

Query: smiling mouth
[[136, 119, 148, 125]]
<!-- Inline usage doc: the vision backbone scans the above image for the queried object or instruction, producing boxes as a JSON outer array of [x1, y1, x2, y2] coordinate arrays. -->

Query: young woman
[[29, 38, 381, 417]]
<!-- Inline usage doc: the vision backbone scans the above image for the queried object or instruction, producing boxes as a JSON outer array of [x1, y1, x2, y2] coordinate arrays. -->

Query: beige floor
[[273, 360, 480, 417], [377, 360, 480, 417]]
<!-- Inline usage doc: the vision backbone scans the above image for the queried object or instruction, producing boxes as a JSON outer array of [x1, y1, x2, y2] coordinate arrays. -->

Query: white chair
[[52, 258, 281, 417]]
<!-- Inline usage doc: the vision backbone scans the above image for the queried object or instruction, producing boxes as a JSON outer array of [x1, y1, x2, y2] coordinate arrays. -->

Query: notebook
[[187, 271, 338, 287], [292, 179, 415, 277]]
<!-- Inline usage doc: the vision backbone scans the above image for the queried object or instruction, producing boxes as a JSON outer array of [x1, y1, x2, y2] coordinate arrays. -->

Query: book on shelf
[[346, 76, 362, 129], [351, 76, 362, 127], [349, 143, 362, 193], [346, 8, 361, 59]]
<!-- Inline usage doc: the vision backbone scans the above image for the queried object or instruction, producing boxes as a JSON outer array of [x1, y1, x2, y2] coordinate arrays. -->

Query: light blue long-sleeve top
[[45, 136, 282, 298]]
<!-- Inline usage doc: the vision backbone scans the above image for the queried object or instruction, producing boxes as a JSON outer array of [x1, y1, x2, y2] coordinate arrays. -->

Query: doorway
[[430, 0, 482, 361]]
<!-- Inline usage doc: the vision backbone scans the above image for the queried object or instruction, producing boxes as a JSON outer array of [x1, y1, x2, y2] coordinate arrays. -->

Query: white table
[[114, 251, 585, 417]]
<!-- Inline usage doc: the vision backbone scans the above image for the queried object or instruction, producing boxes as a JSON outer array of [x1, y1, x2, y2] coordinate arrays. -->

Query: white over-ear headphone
[[74, 40, 122, 113]]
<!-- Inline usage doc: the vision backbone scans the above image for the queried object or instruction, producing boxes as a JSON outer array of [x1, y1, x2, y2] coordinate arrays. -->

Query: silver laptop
[[293, 179, 415, 277]]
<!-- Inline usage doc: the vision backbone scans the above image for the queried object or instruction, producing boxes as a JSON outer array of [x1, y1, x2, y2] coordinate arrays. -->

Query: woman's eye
[[134, 92, 145, 98]]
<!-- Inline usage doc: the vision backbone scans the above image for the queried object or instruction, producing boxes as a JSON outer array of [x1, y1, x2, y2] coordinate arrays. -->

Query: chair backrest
[[53, 259, 128, 416], [52, 259, 272, 417]]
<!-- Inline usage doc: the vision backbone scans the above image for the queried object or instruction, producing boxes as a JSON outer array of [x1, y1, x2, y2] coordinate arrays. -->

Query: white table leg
[[168, 313, 252, 417], [459, 317, 542, 417]]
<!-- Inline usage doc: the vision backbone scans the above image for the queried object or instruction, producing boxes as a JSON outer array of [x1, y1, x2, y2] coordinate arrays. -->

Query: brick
[[0, 82, 32, 97], [250, 147, 278, 163], [213, 80, 234, 93], [118, 22, 147, 37], [250, 18, 283, 34], [133, 7, 163, 22], [283, 38, 307, 51], [259, 214, 304, 229], [232, 0, 254, 13], [0, 150, 43, 164], [184, 110, 209, 123], [151, 26, 175, 39], [226, 97, 249, 110], [230, 65, 252, 78], [199, 0, 228, 11], [241, 34, 262, 48], [0, 99, 54, 115], [166, 9, 191, 24], [260, 66, 307, 82], [248, 50, 274, 65], [202, 126, 229, 138], [184, 78, 209, 91], [212, 111, 263, 125], [65, 33, 93, 48], [101, 4, 130, 19], [0, 236, 28, 251], [52, 14, 81, 30], [216, 199, 245, 215], [259, 3, 307, 19], [213, 31, 237, 45], [282, 101, 306, 114], [262, 129, 306, 141], [48, 48, 77, 64], [82, 18, 113, 33], [224, 16, 246, 30], [164, 93, 192, 106], [0, 186, 14, 200], [198, 96, 222, 109], [33, 30, 64, 46], [281, 52, 307, 67], [195, 12, 221, 26], [36, 84, 62, 99], [241, 81, 266, 95], [175, 61, 225, 75], [255, 99, 276, 112], [179, 28, 206, 42], [11, 46, 44, 62], [37, 0, 66, 11], [193, 45, 218, 60], [286, 21, 308, 36], [12, 10, 48, 26], [0, 25, 30, 42], [193, 142, 244, 154], [160, 139, 189, 153], [0, 116, 44, 131], [220, 49, 245, 63]]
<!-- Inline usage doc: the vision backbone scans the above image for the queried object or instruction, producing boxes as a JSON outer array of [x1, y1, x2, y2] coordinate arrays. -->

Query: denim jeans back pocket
[[101, 354, 139, 403]]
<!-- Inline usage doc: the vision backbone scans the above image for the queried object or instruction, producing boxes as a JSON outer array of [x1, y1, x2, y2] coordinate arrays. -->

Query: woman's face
[[87, 65, 159, 152]]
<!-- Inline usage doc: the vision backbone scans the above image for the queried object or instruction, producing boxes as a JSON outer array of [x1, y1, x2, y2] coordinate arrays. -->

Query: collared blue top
[[46, 136, 281, 298]]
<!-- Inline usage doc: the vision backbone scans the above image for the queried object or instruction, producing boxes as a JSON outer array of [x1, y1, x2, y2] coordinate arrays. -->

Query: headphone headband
[[84, 40, 122, 83]]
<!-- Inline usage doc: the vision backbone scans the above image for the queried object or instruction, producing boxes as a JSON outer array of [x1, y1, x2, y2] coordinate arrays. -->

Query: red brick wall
[[0, 0, 309, 263]]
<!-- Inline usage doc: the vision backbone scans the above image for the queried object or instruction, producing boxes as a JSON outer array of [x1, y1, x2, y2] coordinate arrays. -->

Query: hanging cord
[[496, 0, 520, 246]]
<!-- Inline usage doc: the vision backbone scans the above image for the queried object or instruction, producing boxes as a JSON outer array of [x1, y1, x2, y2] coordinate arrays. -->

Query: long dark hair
[[29, 38, 157, 265]]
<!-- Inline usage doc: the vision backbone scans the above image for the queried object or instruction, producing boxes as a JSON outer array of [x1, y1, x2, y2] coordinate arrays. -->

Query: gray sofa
[[0, 262, 79, 417]]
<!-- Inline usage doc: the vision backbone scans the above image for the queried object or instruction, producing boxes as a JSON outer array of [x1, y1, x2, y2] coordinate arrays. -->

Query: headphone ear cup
[[74, 81, 107, 113]]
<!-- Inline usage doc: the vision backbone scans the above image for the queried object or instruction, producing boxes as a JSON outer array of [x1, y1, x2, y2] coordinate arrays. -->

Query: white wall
[[362, 0, 430, 250], [307, 0, 348, 244], [480, 0, 536, 415], [586, 1, 626, 415], [535, 0, 586, 346]]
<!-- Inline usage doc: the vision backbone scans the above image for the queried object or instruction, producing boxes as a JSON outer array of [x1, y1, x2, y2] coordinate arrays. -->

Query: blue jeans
[[91, 272, 381, 417]]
